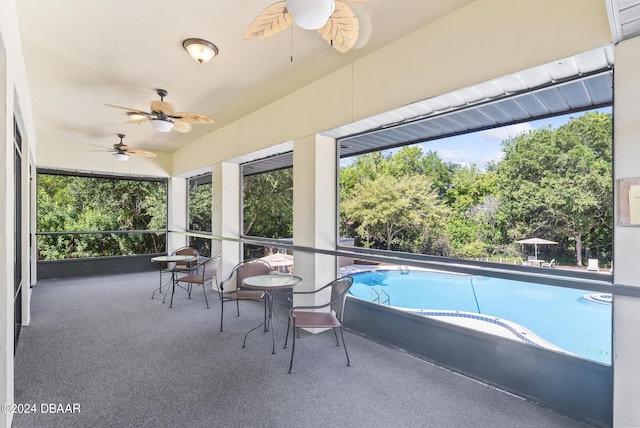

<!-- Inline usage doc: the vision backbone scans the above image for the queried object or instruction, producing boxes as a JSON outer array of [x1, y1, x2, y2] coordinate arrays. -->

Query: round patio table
[[242, 274, 302, 354], [151, 255, 197, 307]]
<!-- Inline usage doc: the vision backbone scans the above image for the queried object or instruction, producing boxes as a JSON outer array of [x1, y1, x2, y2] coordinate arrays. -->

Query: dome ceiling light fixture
[[182, 38, 219, 64]]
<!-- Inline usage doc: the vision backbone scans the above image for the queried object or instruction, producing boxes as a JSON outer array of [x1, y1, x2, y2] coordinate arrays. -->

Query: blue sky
[[341, 107, 612, 169]]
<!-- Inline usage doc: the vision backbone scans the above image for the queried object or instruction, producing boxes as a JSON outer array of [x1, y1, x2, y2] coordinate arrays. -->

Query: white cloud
[[435, 148, 504, 169], [481, 123, 533, 141]]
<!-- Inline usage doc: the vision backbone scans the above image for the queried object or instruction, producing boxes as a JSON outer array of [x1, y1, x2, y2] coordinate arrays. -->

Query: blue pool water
[[349, 270, 612, 365]]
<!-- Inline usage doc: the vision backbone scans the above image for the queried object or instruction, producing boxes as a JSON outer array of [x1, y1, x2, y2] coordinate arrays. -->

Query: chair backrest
[[329, 276, 354, 322], [203, 254, 221, 283], [236, 259, 271, 290], [173, 246, 199, 269], [587, 258, 599, 271]]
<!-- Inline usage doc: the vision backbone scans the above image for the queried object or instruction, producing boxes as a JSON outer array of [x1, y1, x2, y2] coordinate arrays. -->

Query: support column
[[612, 35, 640, 428], [167, 176, 188, 253], [212, 162, 241, 280], [292, 134, 338, 308]]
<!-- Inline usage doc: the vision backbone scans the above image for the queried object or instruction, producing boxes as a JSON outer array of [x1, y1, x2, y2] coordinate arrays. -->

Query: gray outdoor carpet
[[12, 271, 592, 427]]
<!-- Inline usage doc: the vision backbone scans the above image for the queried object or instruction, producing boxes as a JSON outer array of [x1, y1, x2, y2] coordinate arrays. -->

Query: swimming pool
[[349, 270, 612, 365]]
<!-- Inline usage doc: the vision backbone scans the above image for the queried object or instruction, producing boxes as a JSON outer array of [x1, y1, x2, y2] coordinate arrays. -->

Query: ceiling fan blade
[[150, 100, 175, 116], [172, 120, 193, 133], [171, 112, 214, 124], [345, 0, 370, 2], [127, 111, 151, 120], [318, 1, 359, 53], [243, 1, 292, 40], [125, 117, 151, 124], [125, 147, 157, 157], [105, 104, 151, 115]]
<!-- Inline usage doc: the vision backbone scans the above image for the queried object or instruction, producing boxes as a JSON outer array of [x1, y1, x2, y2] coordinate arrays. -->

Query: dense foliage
[[188, 181, 212, 232], [243, 169, 293, 239], [340, 112, 613, 267], [37, 174, 167, 259]]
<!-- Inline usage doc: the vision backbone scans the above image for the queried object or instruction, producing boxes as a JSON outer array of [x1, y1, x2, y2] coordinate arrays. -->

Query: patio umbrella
[[260, 253, 293, 267], [515, 237, 558, 259]]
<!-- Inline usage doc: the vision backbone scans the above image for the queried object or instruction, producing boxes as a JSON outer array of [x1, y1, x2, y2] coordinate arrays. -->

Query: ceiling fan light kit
[[183, 38, 219, 64], [149, 118, 174, 132], [243, 0, 365, 53], [113, 152, 130, 161], [94, 133, 156, 161], [106, 88, 214, 134], [287, 0, 335, 30]]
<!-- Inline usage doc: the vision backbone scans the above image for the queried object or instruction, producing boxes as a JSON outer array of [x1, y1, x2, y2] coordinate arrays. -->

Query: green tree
[[340, 152, 388, 202], [495, 112, 612, 266], [341, 174, 449, 252], [189, 182, 212, 232], [243, 168, 293, 238], [443, 166, 500, 257], [37, 174, 167, 259]]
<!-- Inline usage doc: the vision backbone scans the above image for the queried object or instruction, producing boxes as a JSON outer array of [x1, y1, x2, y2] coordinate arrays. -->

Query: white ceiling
[[15, 0, 476, 155]]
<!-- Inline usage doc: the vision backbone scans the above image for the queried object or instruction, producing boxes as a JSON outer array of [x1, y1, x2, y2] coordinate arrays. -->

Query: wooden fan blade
[[172, 120, 193, 133], [125, 118, 150, 124], [150, 100, 175, 116], [127, 111, 151, 120], [171, 112, 214, 124], [105, 104, 151, 115], [318, 1, 359, 53], [243, 1, 292, 40], [125, 147, 157, 158]]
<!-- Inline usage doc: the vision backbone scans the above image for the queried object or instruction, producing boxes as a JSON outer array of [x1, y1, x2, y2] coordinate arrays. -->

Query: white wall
[[612, 35, 640, 427], [0, 0, 37, 426]]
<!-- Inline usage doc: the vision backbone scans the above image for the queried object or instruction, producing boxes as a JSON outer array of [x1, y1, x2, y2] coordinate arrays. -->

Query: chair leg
[[202, 283, 209, 308], [263, 296, 268, 332], [284, 316, 291, 349], [332, 327, 340, 346], [288, 319, 297, 373], [236, 300, 240, 316], [220, 300, 224, 332], [169, 278, 176, 308], [339, 325, 350, 367]]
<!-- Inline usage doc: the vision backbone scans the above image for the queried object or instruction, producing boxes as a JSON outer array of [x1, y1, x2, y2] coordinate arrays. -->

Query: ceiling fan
[[95, 134, 156, 161], [243, 0, 370, 53], [106, 89, 214, 133]]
